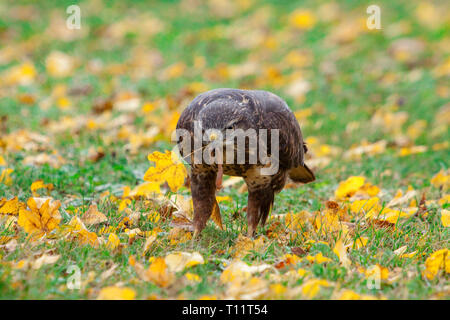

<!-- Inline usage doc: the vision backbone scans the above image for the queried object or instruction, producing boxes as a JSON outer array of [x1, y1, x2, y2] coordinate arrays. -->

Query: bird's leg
[[246, 188, 274, 238], [191, 170, 217, 238]]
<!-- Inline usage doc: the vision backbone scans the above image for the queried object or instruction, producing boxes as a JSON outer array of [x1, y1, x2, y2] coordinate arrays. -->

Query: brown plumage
[[176, 88, 315, 237]]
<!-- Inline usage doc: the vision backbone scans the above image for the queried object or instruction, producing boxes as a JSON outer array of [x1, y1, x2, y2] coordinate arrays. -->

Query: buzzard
[[176, 88, 315, 237]]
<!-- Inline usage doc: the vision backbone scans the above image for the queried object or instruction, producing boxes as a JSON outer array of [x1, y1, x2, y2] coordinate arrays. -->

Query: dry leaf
[[164, 251, 204, 272], [144, 150, 187, 192], [97, 286, 136, 300], [81, 204, 108, 226]]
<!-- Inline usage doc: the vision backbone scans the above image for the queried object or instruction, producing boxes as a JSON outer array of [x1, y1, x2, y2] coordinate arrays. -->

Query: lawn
[[0, 0, 448, 300]]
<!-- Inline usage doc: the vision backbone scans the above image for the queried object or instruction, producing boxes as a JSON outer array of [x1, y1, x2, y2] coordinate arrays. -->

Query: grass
[[0, 0, 449, 299]]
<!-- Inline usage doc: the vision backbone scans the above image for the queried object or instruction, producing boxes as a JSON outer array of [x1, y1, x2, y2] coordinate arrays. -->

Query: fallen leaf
[[440, 209, 449, 227], [164, 251, 204, 272], [32, 254, 60, 269], [106, 233, 120, 251], [423, 248, 448, 280], [301, 278, 330, 299], [65, 216, 99, 247], [18, 197, 61, 240], [0, 197, 25, 215], [97, 286, 136, 300], [143, 150, 187, 192], [333, 238, 351, 268]]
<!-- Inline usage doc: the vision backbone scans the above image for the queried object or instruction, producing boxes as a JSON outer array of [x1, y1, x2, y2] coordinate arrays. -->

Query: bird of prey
[[176, 88, 315, 237]]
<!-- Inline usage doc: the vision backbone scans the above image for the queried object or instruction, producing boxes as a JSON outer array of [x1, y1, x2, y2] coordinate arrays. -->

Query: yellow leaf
[[275, 253, 302, 269], [289, 9, 316, 30], [147, 211, 160, 223], [0, 215, 16, 232], [431, 171, 449, 189], [216, 196, 232, 203], [423, 249, 448, 280], [441, 209, 450, 227], [220, 260, 271, 284], [337, 289, 378, 300], [210, 200, 223, 230], [365, 264, 389, 281], [31, 180, 54, 196], [185, 272, 201, 282], [353, 237, 369, 249], [127, 182, 161, 198], [369, 207, 417, 224], [164, 251, 204, 272], [438, 194, 450, 207], [142, 233, 157, 255], [118, 198, 131, 211], [285, 211, 312, 230], [297, 268, 308, 277], [400, 251, 417, 259], [4, 62, 36, 85], [335, 176, 366, 200], [393, 245, 408, 256], [66, 216, 99, 247], [0, 168, 13, 186], [333, 238, 351, 268], [301, 278, 330, 299], [314, 208, 349, 236], [337, 289, 361, 300], [97, 286, 136, 300], [305, 252, 332, 264], [81, 204, 108, 226], [343, 140, 387, 160], [168, 227, 192, 245], [46, 51, 75, 78], [229, 234, 266, 259], [18, 198, 61, 240], [143, 257, 175, 288], [269, 283, 287, 297], [106, 233, 120, 250], [387, 187, 417, 207], [225, 276, 268, 299], [32, 254, 60, 270], [144, 150, 187, 192], [0, 197, 25, 216], [198, 295, 218, 300]]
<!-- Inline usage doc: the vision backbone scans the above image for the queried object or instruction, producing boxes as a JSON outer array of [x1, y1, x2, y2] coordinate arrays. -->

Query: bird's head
[[195, 99, 255, 165]]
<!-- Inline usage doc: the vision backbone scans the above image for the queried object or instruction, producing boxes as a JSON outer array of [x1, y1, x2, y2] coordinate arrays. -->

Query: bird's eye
[[226, 125, 234, 130]]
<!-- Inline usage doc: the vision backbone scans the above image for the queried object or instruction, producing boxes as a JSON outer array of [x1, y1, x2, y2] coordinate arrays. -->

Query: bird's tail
[[288, 163, 315, 183]]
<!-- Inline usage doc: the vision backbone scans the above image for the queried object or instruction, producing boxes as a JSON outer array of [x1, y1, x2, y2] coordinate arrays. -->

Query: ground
[[0, 0, 449, 299]]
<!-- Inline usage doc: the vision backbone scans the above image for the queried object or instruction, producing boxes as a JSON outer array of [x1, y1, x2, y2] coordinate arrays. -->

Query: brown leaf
[[370, 219, 395, 231], [88, 147, 105, 162], [169, 210, 194, 231], [291, 247, 307, 257], [415, 193, 428, 219], [92, 98, 113, 114]]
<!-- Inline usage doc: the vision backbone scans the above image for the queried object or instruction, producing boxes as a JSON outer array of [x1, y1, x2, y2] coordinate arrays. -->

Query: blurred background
[[0, 0, 449, 190]]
